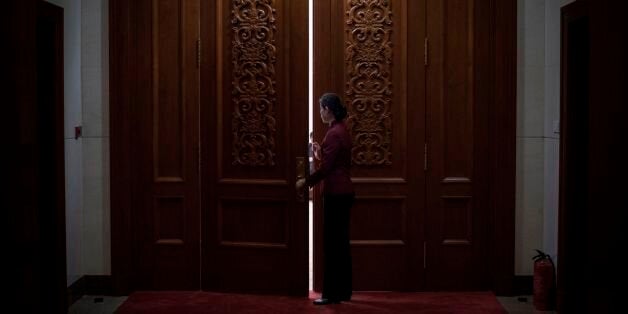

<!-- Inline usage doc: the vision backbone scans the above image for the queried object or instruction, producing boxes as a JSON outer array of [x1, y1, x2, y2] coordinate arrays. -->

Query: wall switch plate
[[553, 120, 560, 134]]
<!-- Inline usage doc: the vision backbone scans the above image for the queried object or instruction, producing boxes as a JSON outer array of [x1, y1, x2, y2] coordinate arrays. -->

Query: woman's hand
[[296, 178, 306, 190], [312, 142, 321, 160]]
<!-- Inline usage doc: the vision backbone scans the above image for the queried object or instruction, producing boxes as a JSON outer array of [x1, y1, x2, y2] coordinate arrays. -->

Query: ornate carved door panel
[[200, 0, 309, 295], [314, 0, 428, 291]]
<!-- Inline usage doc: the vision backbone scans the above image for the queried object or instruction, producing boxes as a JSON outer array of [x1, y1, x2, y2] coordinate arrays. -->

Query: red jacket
[[306, 121, 354, 195]]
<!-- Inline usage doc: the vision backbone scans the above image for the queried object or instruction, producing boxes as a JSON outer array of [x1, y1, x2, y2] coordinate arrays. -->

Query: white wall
[[516, 0, 546, 275], [516, 0, 575, 275], [46, 0, 109, 287], [81, 0, 110, 276]]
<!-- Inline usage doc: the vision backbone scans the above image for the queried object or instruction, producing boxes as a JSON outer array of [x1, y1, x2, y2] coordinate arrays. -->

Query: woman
[[296, 92, 354, 305]]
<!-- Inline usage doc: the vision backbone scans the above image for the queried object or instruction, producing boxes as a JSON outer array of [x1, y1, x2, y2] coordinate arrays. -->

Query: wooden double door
[[111, 0, 515, 295]]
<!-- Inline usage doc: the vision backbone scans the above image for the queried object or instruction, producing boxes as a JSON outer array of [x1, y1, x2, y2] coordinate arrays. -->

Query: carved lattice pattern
[[345, 0, 393, 165], [231, 0, 278, 166]]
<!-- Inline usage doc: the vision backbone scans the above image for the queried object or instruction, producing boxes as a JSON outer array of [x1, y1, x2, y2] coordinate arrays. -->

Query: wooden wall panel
[[424, 0, 506, 291], [426, 0, 478, 290], [153, 0, 184, 181], [351, 197, 406, 242], [490, 0, 517, 294], [442, 0, 474, 178], [110, 0, 200, 291], [441, 197, 472, 243], [219, 199, 288, 246], [154, 196, 185, 242]]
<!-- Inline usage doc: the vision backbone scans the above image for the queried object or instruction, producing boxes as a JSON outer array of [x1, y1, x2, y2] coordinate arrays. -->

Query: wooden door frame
[[37, 1, 68, 311], [312, 0, 516, 294], [489, 0, 517, 295], [110, 0, 136, 294], [14, 1, 68, 311], [557, 1, 589, 310], [7, 0, 67, 311]]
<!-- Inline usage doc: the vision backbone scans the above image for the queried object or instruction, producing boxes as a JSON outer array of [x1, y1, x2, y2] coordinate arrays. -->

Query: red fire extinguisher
[[532, 249, 556, 311]]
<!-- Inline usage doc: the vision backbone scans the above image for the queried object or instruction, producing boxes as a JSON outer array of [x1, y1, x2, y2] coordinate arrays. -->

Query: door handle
[[296, 157, 306, 202], [296, 156, 306, 179]]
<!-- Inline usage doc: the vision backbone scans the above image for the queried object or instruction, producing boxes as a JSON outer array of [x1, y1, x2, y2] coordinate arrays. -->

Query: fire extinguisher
[[532, 249, 556, 311]]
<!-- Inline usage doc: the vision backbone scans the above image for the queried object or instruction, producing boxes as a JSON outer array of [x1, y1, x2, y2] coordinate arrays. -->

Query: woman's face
[[319, 104, 334, 124]]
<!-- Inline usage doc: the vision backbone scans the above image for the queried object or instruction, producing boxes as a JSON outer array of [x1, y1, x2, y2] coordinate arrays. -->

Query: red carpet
[[115, 291, 506, 313]]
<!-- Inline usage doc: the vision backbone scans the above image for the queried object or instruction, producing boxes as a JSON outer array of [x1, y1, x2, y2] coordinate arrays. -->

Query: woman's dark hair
[[319, 92, 348, 121]]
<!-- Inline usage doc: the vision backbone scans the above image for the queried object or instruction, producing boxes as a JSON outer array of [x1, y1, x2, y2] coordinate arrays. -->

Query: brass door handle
[[296, 157, 306, 179]]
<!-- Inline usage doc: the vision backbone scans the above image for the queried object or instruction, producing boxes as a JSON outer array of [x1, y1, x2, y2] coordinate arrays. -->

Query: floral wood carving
[[231, 0, 278, 166], [345, 0, 393, 166]]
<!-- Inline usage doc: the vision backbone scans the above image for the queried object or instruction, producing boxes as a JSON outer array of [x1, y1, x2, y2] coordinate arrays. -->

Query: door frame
[[37, 1, 68, 311], [557, 1, 589, 309], [490, 0, 517, 294], [110, 0, 136, 294]]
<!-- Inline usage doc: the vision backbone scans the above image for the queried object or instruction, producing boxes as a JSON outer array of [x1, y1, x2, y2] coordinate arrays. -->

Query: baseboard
[[67, 275, 113, 306], [512, 275, 533, 295]]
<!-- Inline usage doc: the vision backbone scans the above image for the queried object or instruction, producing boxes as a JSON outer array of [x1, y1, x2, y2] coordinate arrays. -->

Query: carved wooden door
[[313, 0, 493, 291], [314, 0, 428, 291], [200, 0, 309, 295]]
